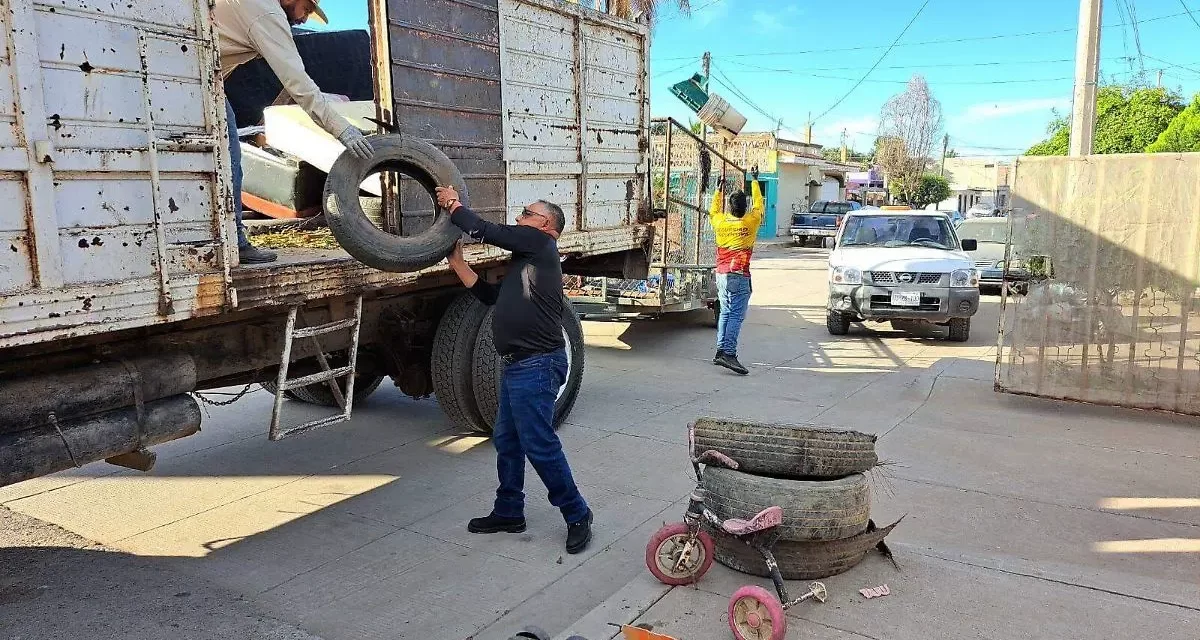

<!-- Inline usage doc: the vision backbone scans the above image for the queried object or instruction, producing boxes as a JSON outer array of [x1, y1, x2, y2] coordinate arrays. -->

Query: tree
[[1025, 86, 1183, 155], [609, 0, 690, 22], [1147, 93, 1200, 153], [889, 174, 950, 210], [877, 76, 943, 203]]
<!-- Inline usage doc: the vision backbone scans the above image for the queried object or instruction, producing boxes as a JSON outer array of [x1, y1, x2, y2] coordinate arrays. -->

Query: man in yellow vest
[[709, 166, 764, 375]]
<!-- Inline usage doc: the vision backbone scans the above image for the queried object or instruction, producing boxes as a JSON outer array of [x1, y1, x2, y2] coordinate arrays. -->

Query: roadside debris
[[860, 584, 891, 599]]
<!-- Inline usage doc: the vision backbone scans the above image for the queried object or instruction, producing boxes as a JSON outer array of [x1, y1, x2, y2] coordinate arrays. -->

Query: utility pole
[[806, 111, 812, 144], [1157, 69, 1163, 88], [700, 51, 710, 147], [940, 133, 949, 177], [1069, 0, 1102, 156], [840, 129, 848, 163]]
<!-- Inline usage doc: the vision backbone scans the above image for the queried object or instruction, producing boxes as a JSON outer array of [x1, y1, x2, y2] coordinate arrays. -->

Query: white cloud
[[752, 11, 779, 32], [954, 97, 1070, 125]]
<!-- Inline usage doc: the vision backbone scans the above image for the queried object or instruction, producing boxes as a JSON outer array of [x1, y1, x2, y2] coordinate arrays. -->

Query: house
[[936, 157, 1012, 212]]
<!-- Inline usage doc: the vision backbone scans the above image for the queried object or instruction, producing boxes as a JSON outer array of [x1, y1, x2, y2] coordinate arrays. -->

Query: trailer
[[0, 0, 653, 486]]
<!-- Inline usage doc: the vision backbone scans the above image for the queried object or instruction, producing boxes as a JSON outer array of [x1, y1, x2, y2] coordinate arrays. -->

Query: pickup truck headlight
[[951, 269, 979, 288], [830, 266, 862, 285]]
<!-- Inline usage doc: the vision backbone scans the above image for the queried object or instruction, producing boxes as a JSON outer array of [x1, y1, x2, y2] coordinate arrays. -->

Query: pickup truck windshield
[[957, 219, 1020, 244], [840, 215, 957, 250]]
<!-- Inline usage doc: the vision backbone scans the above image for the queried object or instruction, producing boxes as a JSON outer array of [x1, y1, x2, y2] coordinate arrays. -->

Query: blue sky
[[310, 0, 1200, 157]]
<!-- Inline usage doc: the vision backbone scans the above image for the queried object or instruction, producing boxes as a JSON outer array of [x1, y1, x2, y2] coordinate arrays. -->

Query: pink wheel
[[728, 585, 786, 640], [645, 522, 715, 586]]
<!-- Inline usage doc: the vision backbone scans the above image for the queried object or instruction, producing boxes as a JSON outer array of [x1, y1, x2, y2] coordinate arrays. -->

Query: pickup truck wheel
[[794, 235, 807, 247], [947, 317, 971, 342], [323, 134, 466, 273], [432, 293, 492, 433], [472, 296, 585, 433], [702, 467, 871, 541], [826, 309, 851, 335]]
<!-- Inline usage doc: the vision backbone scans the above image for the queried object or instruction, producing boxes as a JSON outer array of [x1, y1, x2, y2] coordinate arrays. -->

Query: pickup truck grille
[[974, 260, 995, 269], [870, 294, 941, 311], [870, 272, 945, 285]]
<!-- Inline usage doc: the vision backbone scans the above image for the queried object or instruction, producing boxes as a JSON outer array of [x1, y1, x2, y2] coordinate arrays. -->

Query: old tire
[[323, 134, 465, 273], [692, 418, 877, 479], [473, 296, 585, 432], [826, 309, 851, 335], [288, 374, 385, 407], [947, 317, 971, 342], [714, 536, 868, 581], [432, 293, 492, 433], [702, 467, 870, 541]]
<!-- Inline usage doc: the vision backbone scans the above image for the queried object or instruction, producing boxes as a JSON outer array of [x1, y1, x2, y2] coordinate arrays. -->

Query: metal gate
[[996, 155, 1200, 415]]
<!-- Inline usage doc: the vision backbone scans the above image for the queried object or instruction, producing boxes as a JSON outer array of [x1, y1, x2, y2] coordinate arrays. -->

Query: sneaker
[[565, 509, 593, 554], [238, 244, 278, 264], [713, 350, 725, 365], [467, 513, 527, 534], [715, 351, 749, 375]]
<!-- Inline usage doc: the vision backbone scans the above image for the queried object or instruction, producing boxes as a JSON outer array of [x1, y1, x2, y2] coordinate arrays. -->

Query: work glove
[[337, 126, 374, 161], [751, 164, 760, 180]]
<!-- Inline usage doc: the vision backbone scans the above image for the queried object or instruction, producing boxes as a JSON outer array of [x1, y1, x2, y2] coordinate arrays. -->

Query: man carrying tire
[[710, 167, 764, 375], [214, 0, 374, 264], [435, 186, 593, 555]]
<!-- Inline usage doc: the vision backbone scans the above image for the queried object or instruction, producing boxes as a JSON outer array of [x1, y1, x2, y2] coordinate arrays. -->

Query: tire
[[702, 467, 870, 541], [323, 134, 466, 273], [432, 293, 492, 433], [472, 296, 585, 433], [692, 417, 877, 479], [947, 317, 971, 342], [713, 519, 900, 580], [728, 585, 787, 640], [826, 309, 851, 335], [259, 379, 302, 401], [260, 361, 386, 407], [645, 523, 715, 586], [794, 235, 807, 247]]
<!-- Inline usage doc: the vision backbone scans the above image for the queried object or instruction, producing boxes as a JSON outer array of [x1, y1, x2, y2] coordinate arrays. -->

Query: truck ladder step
[[291, 317, 357, 339], [280, 366, 353, 391]]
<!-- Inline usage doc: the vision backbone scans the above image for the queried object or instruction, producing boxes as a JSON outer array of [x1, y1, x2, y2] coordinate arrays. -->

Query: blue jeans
[[492, 348, 589, 524], [716, 272, 752, 355], [225, 98, 248, 248]]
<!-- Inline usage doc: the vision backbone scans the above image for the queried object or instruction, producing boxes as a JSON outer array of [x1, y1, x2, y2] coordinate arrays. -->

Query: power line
[[725, 57, 1082, 73], [1180, 0, 1200, 30], [810, 0, 931, 124], [720, 61, 1075, 86], [652, 59, 699, 79], [653, 9, 1200, 62]]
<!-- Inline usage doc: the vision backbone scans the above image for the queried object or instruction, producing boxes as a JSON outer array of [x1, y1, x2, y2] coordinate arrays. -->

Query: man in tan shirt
[[215, 0, 373, 263]]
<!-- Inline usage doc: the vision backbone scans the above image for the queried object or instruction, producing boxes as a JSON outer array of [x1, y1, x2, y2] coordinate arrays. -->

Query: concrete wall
[[776, 163, 811, 235], [997, 154, 1200, 415]]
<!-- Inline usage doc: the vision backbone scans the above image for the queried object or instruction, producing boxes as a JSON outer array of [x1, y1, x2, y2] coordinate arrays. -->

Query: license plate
[[891, 291, 921, 306]]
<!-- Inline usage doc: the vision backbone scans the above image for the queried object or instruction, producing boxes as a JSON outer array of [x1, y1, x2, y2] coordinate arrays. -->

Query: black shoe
[[565, 509, 593, 554], [468, 513, 527, 534], [713, 350, 725, 365], [238, 244, 278, 264], [715, 352, 749, 375]]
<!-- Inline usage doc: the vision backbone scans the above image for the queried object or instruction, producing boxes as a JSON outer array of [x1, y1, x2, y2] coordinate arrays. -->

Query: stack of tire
[[693, 417, 897, 580]]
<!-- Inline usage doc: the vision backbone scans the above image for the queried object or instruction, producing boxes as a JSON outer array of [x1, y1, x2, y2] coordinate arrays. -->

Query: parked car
[[790, 201, 861, 246], [955, 217, 1029, 294], [825, 209, 980, 341], [965, 202, 1000, 218]]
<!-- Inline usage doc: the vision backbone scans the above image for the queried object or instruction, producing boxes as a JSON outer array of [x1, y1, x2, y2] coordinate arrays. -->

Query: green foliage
[[888, 174, 951, 210], [1147, 93, 1200, 153], [1024, 86, 1183, 155]]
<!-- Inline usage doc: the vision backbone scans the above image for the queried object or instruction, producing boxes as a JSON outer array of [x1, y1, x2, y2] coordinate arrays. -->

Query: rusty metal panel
[[384, 0, 506, 224], [997, 154, 1200, 415], [499, 0, 648, 230], [0, 0, 231, 348]]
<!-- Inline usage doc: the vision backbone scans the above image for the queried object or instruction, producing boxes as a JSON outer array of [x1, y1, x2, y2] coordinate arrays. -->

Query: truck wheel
[[702, 467, 871, 542], [826, 309, 851, 335], [692, 417, 878, 479], [947, 317, 971, 342], [260, 356, 386, 407], [794, 235, 807, 247], [432, 293, 492, 433], [323, 134, 466, 273], [473, 296, 585, 433]]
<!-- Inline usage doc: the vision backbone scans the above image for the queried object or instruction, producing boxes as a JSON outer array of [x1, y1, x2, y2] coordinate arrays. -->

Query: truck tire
[[826, 309, 851, 335], [323, 134, 466, 273], [259, 369, 385, 407], [712, 519, 899, 580], [702, 467, 870, 542], [794, 235, 807, 247], [472, 296, 585, 433], [947, 317, 970, 342], [432, 293, 492, 433], [692, 418, 877, 479]]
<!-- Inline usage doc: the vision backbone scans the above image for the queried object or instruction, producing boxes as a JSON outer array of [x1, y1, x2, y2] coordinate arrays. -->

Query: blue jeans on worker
[[491, 348, 590, 525], [224, 98, 249, 248], [716, 272, 752, 355]]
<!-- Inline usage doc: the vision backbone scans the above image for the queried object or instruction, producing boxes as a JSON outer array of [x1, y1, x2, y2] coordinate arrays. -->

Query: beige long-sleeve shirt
[[214, 0, 351, 138]]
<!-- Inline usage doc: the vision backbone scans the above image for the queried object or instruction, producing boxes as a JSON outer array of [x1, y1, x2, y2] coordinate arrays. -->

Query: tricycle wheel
[[645, 522, 714, 585], [728, 585, 786, 640]]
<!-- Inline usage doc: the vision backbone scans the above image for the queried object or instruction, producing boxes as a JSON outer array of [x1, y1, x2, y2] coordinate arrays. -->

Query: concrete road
[[3, 241, 1198, 640]]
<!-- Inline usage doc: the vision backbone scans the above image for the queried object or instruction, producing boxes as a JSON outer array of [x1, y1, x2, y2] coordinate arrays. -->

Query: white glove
[[337, 126, 374, 161]]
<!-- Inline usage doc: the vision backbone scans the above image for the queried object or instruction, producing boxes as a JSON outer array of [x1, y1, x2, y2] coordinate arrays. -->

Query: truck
[[0, 0, 654, 487], [789, 200, 859, 247]]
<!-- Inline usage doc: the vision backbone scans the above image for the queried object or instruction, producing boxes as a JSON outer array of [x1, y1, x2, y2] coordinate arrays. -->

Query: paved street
[[2, 241, 1198, 640]]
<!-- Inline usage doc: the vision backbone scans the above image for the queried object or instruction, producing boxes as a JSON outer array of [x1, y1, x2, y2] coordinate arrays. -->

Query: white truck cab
[[825, 208, 980, 341]]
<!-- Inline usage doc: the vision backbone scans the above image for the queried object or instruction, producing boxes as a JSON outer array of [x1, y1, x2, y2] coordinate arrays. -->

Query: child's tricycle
[[644, 423, 827, 640]]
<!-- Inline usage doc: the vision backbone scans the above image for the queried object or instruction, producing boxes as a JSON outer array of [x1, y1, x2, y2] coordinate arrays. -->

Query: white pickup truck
[[825, 208, 980, 341]]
